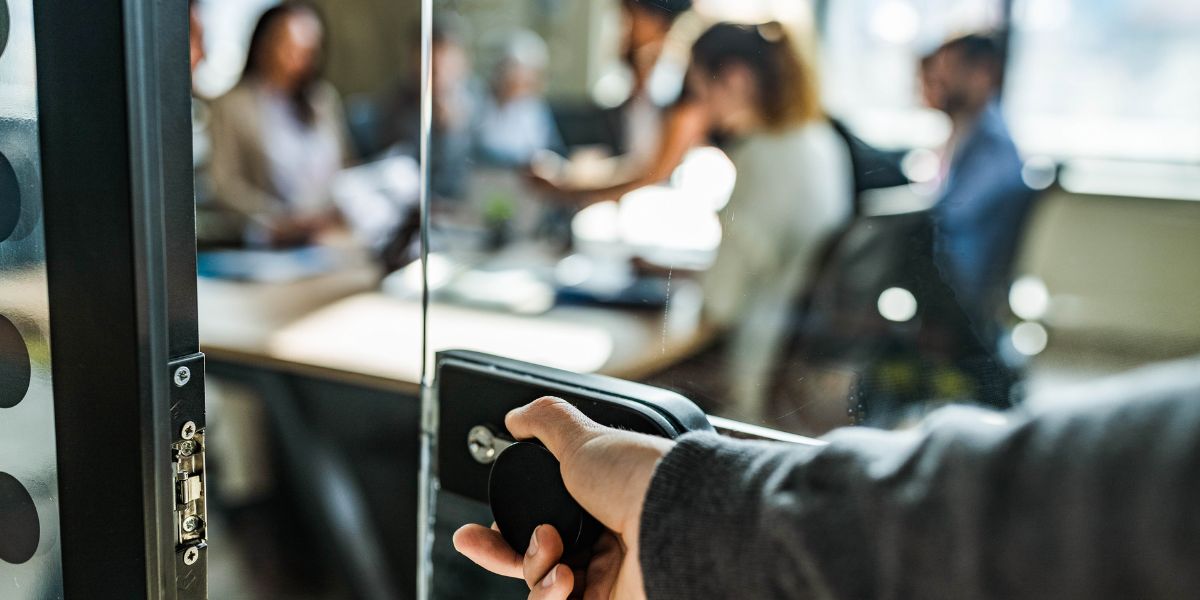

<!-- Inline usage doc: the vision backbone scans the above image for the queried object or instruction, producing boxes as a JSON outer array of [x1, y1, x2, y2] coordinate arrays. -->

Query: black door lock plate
[[435, 350, 712, 558]]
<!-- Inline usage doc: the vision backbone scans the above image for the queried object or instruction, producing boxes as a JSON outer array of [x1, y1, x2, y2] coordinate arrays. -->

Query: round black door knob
[[488, 442, 602, 560]]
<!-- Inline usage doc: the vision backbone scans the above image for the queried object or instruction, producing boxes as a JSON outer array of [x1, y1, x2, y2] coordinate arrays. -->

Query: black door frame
[[35, 0, 202, 597]]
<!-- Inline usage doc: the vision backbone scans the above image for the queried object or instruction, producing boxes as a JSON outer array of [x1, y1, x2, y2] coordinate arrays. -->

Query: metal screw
[[181, 421, 197, 440], [177, 440, 197, 457], [173, 366, 192, 388], [182, 516, 203, 533], [183, 546, 200, 566]]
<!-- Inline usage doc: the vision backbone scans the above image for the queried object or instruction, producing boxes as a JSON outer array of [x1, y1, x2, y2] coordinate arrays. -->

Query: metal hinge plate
[[169, 353, 207, 599]]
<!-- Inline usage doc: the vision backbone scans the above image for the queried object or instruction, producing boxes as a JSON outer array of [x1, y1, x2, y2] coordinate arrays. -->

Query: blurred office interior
[[176, 0, 1200, 597]]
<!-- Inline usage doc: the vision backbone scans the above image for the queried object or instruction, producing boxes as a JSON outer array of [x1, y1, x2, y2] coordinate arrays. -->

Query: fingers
[[523, 525, 564, 589], [505, 397, 603, 463], [452, 524, 523, 578], [528, 564, 574, 600], [581, 533, 623, 600], [455, 523, 576, 600]]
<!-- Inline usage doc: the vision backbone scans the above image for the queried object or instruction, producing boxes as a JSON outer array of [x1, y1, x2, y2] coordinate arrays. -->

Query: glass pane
[[0, 0, 65, 595], [416, 0, 1200, 596]]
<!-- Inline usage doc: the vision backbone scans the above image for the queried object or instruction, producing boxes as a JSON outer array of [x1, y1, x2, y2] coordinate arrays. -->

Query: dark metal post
[[35, 0, 201, 597]]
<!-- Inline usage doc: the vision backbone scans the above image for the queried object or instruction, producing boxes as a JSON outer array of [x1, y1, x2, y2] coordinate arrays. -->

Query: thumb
[[505, 397, 673, 537], [504, 397, 605, 466]]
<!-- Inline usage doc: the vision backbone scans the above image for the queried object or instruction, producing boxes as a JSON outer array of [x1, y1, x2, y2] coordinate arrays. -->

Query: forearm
[[639, 359, 1200, 599], [568, 101, 708, 204]]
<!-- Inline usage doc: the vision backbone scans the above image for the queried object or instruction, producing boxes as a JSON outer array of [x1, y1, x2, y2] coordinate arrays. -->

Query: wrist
[[623, 435, 675, 546]]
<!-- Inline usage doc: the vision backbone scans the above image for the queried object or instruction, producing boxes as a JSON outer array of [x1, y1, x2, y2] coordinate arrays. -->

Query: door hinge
[[170, 353, 207, 599]]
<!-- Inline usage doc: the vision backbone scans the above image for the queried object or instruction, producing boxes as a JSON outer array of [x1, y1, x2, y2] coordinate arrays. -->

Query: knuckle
[[528, 396, 567, 412], [523, 397, 576, 425]]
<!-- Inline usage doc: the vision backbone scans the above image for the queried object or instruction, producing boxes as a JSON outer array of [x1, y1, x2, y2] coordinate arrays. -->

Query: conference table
[[196, 250, 711, 395]]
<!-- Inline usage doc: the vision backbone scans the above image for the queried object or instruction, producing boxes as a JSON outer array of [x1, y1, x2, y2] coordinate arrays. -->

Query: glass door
[[410, 0, 910, 597], [414, 0, 1200, 598]]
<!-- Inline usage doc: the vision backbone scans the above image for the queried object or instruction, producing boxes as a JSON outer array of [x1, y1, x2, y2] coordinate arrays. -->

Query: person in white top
[[687, 22, 853, 423]]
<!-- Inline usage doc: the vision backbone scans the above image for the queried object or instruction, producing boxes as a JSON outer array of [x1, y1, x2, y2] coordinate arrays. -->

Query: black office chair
[[773, 209, 1020, 431]]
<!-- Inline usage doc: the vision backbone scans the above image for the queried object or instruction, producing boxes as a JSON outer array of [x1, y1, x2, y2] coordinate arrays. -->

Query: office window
[[1005, 0, 1200, 163], [820, 0, 1006, 150]]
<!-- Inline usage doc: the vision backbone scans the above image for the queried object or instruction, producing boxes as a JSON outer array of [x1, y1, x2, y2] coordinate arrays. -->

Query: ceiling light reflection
[[1021, 156, 1057, 190], [878, 287, 918, 322], [1012, 321, 1049, 356], [1009, 276, 1050, 320]]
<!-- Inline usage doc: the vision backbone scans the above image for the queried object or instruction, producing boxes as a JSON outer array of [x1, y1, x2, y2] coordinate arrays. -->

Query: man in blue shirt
[[923, 34, 1036, 330]]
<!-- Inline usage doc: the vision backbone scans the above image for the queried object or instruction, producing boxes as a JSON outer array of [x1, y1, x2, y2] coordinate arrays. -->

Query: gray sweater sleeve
[[639, 358, 1200, 599]]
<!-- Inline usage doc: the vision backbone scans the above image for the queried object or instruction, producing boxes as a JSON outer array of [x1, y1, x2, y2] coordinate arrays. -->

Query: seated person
[[670, 23, 854, 424], [922, 33, 1036, 328], [372, 21, 476, 202], [208, 1, 352, 247], [474, 30, 563, 167], [536, 0, 708, 204]]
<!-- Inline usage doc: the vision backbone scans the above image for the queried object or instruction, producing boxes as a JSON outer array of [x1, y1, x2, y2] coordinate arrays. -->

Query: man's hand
[[453, 397, 675, 599]]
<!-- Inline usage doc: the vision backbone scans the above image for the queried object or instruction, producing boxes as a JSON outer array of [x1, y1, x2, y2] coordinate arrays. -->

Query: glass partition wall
[[0, 0, 63, 593], [414, 0, 1200, 598]]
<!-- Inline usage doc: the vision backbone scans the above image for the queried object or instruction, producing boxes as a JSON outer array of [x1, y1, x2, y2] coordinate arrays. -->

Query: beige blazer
[[208, 79, 352, 232]]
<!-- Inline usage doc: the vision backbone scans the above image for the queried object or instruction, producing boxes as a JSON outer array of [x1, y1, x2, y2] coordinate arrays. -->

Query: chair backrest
[[770, 210, 1017, 430], [828, 117, 909, 215]]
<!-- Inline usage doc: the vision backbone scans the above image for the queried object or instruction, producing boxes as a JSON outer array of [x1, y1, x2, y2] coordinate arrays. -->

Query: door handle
[[435, 350, 713, 558]]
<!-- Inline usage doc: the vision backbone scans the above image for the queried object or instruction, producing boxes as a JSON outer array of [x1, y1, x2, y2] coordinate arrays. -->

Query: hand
[[524, 171, 581, 203], [266, 210, 341, 247], [524, 170, 613, 208], [454, 397, 675, 599], [265, 217, 316, 248]]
